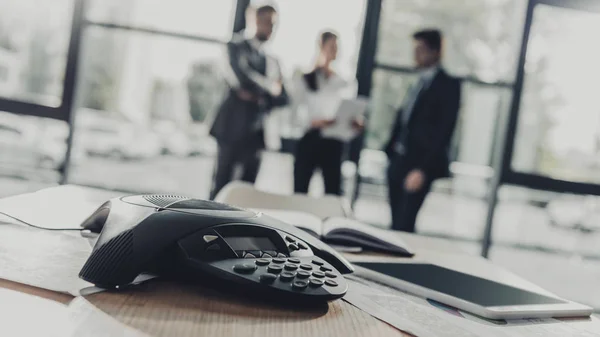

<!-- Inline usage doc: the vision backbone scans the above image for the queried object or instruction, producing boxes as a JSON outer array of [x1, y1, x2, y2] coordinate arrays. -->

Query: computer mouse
[[79, 195, 354, 302]]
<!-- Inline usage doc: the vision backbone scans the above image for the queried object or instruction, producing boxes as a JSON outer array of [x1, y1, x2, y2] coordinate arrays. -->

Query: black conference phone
[[79, 195, 353, 302]]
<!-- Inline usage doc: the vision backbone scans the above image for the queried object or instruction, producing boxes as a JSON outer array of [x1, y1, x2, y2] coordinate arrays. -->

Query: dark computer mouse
[[79, 195, 354, 302]]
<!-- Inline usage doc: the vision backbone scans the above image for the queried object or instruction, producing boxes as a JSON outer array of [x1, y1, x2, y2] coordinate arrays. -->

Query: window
[[376, 0, 527, 82], [455, 83, 511, 167], [77, 27, 226, 124], [70, 27, 224, 196], [512, 5, 600, 185], [261, 0, 366, 80], [86, 0, 236, 42], [0, 111, 69, 174], [0, 0, 74, 106]]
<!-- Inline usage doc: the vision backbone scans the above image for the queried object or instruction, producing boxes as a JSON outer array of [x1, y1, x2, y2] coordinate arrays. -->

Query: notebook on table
[[253, 209, 413, 257]]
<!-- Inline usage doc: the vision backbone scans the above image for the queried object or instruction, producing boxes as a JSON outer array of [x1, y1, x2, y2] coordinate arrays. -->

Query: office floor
[[0, 151, 598, 311]]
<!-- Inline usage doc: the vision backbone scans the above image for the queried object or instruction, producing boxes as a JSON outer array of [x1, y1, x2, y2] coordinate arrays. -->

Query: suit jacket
[[384, 68, 461, 179], [210, 35, 289, 145]]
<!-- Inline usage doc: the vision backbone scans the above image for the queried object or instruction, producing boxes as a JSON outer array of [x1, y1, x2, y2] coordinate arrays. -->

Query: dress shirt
[[291, 69, 357, 135]]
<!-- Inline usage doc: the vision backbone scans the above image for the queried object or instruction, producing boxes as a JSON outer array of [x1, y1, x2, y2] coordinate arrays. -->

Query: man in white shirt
[[210, 5, 288, 199], [384, 29, 461, 232]]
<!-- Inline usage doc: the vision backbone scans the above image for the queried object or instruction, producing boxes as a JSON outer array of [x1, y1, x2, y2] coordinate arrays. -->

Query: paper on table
[[0, 288, 150, 337], [321, 98, 369, 142], [0, 223, 96, 295], [344, 278, 483, 337], [0, 185, 108, 230], [0, 288, 71, 337], [344, 276, 600, 337], [66, 297, 150, 337]]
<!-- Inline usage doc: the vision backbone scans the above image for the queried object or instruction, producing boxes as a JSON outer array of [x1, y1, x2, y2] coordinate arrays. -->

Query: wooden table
[[0, 186, 596, 337], [0, 231, 562, 337]]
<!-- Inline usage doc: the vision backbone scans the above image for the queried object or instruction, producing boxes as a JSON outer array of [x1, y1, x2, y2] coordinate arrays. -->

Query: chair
[[214, 181, 352, 220]]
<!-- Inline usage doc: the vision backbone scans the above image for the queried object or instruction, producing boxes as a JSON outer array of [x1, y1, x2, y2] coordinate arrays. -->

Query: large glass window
[[86, 0, 236, 41], [262, 0, 366, 80], [377, 0, 527, 82], [76, 27, 225, 124], [512, 5, 600, 184], [68, 0, 237, 196], [0, 0, 74, 106], [0, 111, 70, 177]]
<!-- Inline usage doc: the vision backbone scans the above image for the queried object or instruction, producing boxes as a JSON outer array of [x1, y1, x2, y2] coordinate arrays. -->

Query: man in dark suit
[[209, 5, 288, 199], [384, 29, 461, 232]]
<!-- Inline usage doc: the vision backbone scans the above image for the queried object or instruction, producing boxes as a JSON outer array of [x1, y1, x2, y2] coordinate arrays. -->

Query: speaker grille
[[143, 195, 188, 208], [79, 230, 136, 287], [168, 199, 244, 211]]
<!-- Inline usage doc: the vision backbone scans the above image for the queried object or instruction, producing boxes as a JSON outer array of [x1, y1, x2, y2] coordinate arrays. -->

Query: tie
[[394, 77, 427, 155], [401, 76, 427, 125]]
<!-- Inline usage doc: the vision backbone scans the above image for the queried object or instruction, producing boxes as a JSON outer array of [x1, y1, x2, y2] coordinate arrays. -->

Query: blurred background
[[0, 0, 599, 310]]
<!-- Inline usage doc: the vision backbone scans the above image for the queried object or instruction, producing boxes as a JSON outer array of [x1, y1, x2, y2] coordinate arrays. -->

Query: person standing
[[291, 31, 361, 196], [209, 5, 288, 199], [384, 29, 461, 232]]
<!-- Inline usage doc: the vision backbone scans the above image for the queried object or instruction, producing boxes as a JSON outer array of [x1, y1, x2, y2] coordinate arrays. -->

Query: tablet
[[353, 262, 592, 320]]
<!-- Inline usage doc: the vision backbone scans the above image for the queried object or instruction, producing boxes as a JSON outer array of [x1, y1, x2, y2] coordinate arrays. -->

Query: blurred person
[[209, 5, 289, 199], [291, 31, 362, 196], [383, 29, 461, 232]]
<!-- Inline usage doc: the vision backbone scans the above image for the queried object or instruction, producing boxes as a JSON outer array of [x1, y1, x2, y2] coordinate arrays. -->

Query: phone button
[[325, 272, 337, 278], [300, 264, 313, 271], [284, 263, 299, 271], [280, 271, 296, 282], [233, 264, 257, 274], [255, 259, 271, 266], [259, 273, 277, 284], [309, 278, 324, 287], [292, 280, 308, 290], [325, 279, 338, 287]]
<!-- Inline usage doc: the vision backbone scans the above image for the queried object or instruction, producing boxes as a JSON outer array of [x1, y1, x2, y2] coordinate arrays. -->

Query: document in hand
[[321, 97, 369, 142]]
